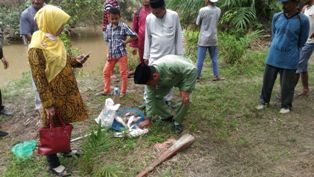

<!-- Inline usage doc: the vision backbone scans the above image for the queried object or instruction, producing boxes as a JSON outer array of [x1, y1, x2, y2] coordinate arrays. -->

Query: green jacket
[[146, 55, 197, 122]]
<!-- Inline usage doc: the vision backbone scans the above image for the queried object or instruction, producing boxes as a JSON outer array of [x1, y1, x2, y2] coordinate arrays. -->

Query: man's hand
[[180, 91, 190, 105], [45, 106, 56, 119], [1, 57, 9, 69], [139, 118, 152, 129]]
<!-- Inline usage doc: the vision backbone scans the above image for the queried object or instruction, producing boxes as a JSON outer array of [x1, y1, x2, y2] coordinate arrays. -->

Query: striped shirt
[[104, 22, 137, 59]]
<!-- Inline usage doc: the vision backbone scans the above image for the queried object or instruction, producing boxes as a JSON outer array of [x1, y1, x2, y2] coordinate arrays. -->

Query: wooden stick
[[136, 134, 195, 177]]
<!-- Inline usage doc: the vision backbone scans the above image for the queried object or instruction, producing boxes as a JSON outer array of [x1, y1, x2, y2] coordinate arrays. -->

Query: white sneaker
[[256, 104, 265, 110], [279, 108, 290, 114]]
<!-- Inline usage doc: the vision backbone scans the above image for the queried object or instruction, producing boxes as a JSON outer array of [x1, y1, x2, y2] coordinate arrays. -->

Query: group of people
[[1, 0, 313, 176]]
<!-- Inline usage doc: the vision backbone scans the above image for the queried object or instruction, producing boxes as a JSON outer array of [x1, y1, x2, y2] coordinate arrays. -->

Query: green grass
[[1, 47, 314, 177]]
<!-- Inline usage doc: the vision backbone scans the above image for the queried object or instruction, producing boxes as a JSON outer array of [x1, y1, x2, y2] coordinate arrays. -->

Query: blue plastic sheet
[[112, 107, 144, 131]]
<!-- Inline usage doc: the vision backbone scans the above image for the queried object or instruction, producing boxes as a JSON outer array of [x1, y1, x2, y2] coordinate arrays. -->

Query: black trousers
[[46, 154, 60, 168], [260, 64, 296, 109], [0, 89, 3, 110]]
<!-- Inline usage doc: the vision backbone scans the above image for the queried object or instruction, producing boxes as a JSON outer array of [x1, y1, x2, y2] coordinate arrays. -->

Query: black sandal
[[62, 149, 83, 158], [50, 165, 71, 177]]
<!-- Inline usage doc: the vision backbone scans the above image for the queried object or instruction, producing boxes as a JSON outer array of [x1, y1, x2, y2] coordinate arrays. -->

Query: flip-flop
[[50, 165, 71, 177]]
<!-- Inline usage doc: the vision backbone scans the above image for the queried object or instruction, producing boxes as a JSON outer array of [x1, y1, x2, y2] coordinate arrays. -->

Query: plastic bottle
[[114, 86, 120, 96]]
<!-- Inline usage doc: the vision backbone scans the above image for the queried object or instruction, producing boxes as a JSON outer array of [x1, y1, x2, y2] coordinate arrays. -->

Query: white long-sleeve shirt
[[144, 9, 184, 63]]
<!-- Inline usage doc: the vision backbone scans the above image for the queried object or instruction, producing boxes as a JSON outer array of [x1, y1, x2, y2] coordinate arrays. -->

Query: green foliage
[[93, 165, 121, 177], [167, 0, 203, 28], [184, 31, 199, 61], [0, 2, 29, 39], [50, 0, 103, 27], [221, 7, 256, 29], [219, 31, 261, 65], [167, 0, 280, 31], [59, 32, 80, 56], [78, 125, 112, 175]]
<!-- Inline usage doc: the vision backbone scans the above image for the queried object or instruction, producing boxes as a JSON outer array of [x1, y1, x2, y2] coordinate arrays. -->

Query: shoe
[[0, 130, 8, 137], [212, 76, 225, 81], [171, 122, 183, 134], [0, 108, 13, 116], [256, 104, 267, 110], [49, 165, 71, 177], [95, 91, 111, 97], [256, 104, 264, 110], [279, 108, 290, 114], [160, 116, 173, 122], [119, 93, 126, 98]]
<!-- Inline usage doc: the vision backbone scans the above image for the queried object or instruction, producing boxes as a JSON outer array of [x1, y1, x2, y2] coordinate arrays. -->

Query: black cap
[[150, 0, 165, 9], [134, 63, 152, 84]]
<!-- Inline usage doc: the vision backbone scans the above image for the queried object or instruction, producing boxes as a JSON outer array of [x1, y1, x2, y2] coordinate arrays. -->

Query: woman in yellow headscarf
[[28, 5, 88, 176]]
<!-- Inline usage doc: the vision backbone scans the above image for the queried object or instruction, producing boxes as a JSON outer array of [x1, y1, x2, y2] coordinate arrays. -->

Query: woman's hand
[[45, 106, 56, 119], [75, 53, 90, 64]]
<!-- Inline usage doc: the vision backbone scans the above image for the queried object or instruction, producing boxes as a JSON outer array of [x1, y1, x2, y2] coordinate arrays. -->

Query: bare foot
[[297, 89, 309, 97], [139, 119, 152, 129]]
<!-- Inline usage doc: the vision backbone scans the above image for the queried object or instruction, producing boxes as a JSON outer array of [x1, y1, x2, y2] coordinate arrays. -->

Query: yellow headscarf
[[29, 5, 70, 82]]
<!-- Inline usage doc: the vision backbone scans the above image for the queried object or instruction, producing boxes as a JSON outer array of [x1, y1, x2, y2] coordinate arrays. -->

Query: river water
[[0, 27, 107, 86]]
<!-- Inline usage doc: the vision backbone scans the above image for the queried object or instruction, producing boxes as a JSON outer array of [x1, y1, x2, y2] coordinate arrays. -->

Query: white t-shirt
[[144, 9, 184, 63], [304, 5, 314, 43]]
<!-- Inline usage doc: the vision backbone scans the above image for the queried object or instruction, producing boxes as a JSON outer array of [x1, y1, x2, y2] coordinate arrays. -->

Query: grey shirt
[[20, 6, 39, 37], [144, 9, 184, 63], [196, 5, 221, 46]]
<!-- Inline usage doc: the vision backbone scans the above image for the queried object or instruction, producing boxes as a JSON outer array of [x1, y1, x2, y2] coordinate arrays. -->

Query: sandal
[[50, 165, 71, 177], [212, 76, 225, 81], [62, 149, 83, 158]]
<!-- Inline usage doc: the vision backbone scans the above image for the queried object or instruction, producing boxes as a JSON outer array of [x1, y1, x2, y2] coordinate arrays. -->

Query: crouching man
[[134, 55, 197, 134]]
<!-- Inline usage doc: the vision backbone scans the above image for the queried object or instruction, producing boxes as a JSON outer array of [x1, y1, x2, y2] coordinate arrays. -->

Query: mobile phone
[[83, 52, 91, 60]]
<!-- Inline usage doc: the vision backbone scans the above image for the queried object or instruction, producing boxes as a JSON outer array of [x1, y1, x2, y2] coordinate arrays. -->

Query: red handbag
[[37, 114, 73, 155]]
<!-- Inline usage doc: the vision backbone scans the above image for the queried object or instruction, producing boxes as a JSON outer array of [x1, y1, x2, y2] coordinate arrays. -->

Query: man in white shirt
[[141, 0, 184, 109], [144, 0, 184, 64], [296, 0, 314, 96], [196, 0, 224, 81]]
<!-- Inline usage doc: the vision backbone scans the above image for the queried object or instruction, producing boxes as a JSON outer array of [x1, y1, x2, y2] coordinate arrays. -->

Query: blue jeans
[[196, 46, 219, 78], [296, 43, 314, 73]]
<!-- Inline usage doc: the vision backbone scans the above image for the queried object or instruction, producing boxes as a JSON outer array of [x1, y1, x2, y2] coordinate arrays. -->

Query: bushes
[[219, 31, 261, 65], [184, 30, 262, 66]]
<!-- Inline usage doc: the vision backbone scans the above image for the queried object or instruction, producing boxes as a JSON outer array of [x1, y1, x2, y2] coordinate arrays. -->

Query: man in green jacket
[[134, 55, 197, 133]]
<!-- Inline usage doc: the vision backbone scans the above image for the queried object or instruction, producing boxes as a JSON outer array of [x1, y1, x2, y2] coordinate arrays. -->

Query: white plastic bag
[[95, 98, 120, 128]]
